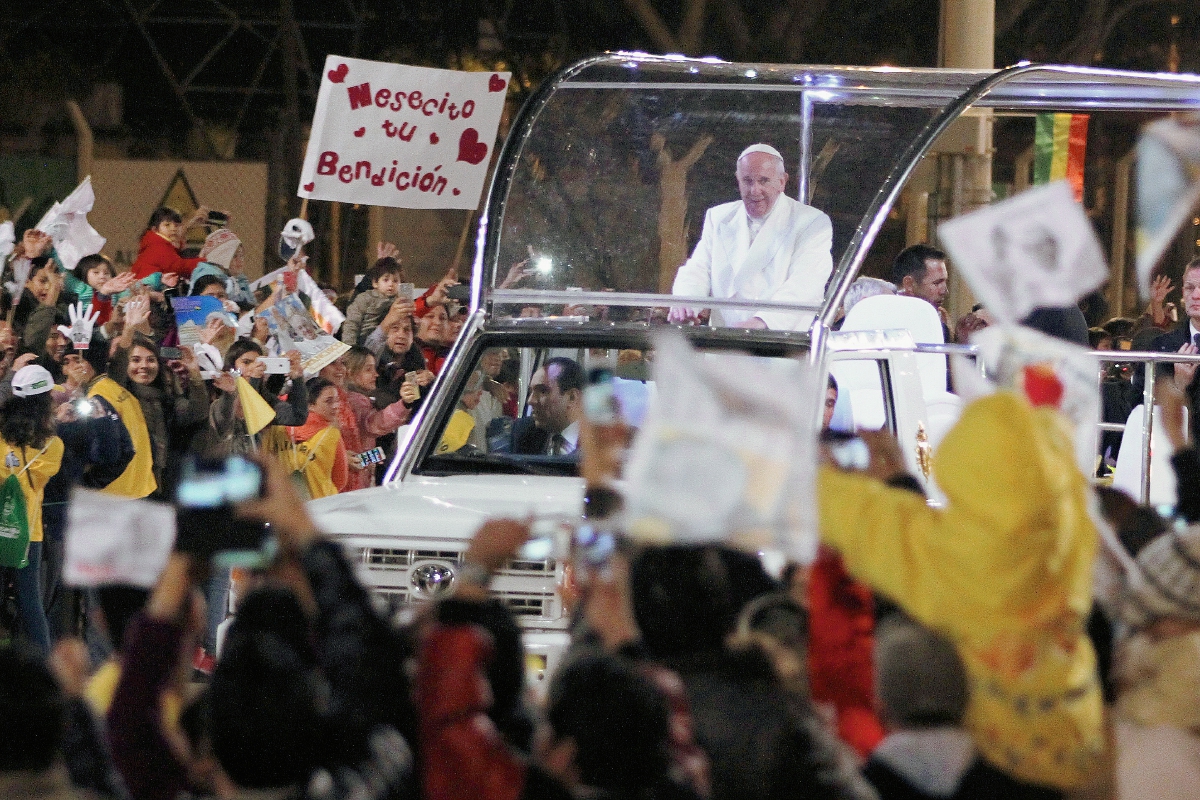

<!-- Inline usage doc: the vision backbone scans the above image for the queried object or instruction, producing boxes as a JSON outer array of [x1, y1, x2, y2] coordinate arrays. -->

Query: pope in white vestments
[[670, 143, 833, 331]]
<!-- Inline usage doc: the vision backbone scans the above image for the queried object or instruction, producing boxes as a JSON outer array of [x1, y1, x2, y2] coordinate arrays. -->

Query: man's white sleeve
[[671, 208, 715, 299], [756, 209, 834, 330]]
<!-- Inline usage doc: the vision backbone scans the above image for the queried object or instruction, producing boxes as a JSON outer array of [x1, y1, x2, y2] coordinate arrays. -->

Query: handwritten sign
[[298, 56, 510, 209], [937, 181, 1107, 324], [64, 490, 175, 588]]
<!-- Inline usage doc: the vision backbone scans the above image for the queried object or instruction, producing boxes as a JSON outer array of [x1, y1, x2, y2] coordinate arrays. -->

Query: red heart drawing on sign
[[327, 63, 348, 83], [453, 188, 461, 196], [429, 132, 439, 144], [303, 182, 315, 192], [489, 74, 506, 92], [353, 127, 365, 137], [457, 128, 488, 165]]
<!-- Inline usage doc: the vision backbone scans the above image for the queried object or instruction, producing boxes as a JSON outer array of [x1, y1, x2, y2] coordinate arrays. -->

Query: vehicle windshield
[[479, 56, 1200, 329], [485, 59, 959, 324], [417, 334, 807, 477]]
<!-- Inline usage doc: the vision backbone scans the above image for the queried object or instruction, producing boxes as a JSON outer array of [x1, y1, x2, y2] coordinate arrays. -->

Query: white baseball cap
[[12, 365, 54, 398]]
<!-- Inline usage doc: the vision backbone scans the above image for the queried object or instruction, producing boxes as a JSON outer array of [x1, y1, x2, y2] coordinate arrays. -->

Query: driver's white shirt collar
[[560, 420, 580, 452]]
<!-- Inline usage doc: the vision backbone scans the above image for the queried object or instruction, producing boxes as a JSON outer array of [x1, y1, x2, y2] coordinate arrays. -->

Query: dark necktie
[[550, 433, 567, 456], [1193, 332, 1200, 349]]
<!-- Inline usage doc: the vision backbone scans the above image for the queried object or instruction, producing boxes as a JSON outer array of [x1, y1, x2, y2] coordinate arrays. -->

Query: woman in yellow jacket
[[1, 365, 65, 657], [818, 382, 1103, 793], [274, 376, 347, 500]]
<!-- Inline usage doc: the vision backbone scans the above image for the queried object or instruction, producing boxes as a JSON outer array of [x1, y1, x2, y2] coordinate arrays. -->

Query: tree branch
[[713, 0, 752, 56], [679, 0, 709, 55], [621, 0, 681, 53], [995, 0, 1040, 39]]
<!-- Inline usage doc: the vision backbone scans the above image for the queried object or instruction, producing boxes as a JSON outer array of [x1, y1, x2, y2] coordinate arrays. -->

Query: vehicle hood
[[307, 474, 587, 543]]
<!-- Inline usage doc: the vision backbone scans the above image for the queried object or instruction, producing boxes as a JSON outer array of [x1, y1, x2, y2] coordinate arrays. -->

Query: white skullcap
[[738, 143, 784, 163]]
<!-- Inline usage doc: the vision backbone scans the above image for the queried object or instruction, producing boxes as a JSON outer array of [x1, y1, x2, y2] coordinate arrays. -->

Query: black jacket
[[665, 649, 877, 800]]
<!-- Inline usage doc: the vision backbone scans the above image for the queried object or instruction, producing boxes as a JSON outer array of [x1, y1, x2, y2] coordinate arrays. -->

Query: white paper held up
[[622, 332, 820, 564], [64, 489, 176, 588], [35, 176, 106, 273], [1135, 115, 1200, 300], [937, 181, 1107, 324]]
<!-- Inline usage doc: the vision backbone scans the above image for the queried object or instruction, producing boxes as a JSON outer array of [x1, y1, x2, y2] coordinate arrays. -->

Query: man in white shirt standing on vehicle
[[670, 143, 833, 330]]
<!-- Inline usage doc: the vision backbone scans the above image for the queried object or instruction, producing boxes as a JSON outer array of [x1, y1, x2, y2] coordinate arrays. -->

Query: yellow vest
[[0, 434, 64, 543], [89, 376, 156, 499], [818, 392, 1104, 790], [264, 425, 343, 500]]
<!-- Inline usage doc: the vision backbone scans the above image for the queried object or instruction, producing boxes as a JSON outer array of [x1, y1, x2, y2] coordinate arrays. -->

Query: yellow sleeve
[[818, 466, 964, 631], [25, 438, 64, 491]]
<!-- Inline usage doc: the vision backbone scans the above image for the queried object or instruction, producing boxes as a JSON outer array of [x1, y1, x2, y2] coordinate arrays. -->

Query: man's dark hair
[[210, 588, 322, 789], [190, 274, 226, 296], [0, 645, 65, 772], [146, 207, 183, 230], [631, 544, 779, 659], [367, 257, 403, 283], [827, 374, 838, 394], [544, 356, 583, 394], [546, 653, 671, 794], [305, 376, 336, 402], [892, 244, 945, 285]]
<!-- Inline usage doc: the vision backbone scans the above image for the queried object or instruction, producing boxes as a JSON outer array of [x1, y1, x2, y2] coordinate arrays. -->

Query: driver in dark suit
[[512, 356, 584, 456]]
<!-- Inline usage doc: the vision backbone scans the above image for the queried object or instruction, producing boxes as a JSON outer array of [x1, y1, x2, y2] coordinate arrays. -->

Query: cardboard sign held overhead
[[937, 181, 1108, 324], [299, 56, 510, 210]]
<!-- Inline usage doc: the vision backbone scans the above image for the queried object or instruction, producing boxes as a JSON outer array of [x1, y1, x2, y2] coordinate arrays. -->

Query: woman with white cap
[[0, 364, 64, 657]]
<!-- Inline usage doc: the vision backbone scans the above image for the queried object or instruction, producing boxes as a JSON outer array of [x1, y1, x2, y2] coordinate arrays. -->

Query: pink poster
[[298, 56, 510, 210]]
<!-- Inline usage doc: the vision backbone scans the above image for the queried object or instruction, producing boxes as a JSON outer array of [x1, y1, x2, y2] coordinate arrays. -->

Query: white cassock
[[672, 194, 833, 330]]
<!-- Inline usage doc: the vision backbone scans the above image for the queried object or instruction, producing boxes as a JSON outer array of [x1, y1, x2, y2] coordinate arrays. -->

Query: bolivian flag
[[1034, 113, 1089, 202]]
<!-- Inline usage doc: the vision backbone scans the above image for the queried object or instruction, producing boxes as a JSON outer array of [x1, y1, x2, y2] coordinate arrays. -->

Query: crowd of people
[[0, 205, 479, 674], [4, 181, 1200, 800]]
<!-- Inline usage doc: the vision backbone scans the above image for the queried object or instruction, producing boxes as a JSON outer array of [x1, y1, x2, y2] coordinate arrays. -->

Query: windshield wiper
[[422, 451, 575, 477]]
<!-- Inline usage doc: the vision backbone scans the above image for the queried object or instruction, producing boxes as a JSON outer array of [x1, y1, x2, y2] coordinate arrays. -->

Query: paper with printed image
[[257, 290, 348, 375], [938, 181, 1108, 324], [172, 295, 235, 347], [252, 266, 345, 335], [35, 176, 106, 273], [1135, 114, 1200, 300], [963, 323, 1099, 474], [623, 332, 820, 564], [299, 56, 510, 209], [64, 490, 176, 588]]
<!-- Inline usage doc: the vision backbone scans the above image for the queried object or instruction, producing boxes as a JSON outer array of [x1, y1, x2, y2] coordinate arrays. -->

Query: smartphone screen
[[175, 456, 267, 564]]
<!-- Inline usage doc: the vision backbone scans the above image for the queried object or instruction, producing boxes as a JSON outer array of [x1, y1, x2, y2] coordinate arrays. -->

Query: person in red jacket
[[129, 206, 210, 284]]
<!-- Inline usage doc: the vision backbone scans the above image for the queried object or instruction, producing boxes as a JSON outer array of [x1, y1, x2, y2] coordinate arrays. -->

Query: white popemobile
[[306, 54, 1200, 682]]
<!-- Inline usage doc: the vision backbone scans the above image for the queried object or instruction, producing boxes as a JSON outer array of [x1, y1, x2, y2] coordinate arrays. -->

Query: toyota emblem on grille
[[411, 563, 455, 597]]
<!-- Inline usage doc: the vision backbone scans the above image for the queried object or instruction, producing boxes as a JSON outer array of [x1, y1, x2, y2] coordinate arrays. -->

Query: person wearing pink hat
[[670, 142, 833, 331], [190, 227, 255, 309]]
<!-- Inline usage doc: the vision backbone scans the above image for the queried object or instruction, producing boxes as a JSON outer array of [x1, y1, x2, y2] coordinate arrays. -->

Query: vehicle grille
[[345, 546, 560, 621]]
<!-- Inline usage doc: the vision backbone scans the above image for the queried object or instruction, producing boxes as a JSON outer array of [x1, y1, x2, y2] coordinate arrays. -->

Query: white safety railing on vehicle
[[910, 343, 1200, 505]]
